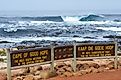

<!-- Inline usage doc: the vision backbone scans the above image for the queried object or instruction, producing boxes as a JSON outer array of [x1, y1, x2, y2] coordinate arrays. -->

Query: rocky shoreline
[[0, 59, 121, 80]]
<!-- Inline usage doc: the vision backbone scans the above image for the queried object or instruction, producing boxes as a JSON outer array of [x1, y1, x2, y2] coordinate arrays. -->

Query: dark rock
[[80, 14, 105, 21], [89, 63, 100, 69]]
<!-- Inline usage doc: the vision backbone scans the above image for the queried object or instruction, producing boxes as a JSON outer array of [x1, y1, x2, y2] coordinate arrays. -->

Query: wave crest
[[21, 16, 64, 22], [62, 16, 81, 22], [80, 14, 105, 21]]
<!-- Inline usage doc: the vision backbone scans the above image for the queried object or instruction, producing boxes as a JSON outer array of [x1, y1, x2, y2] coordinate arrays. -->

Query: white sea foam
[[0, 36, 109, 43], [62, 16, 81, 22], [96, 27, 121, 32], [30, 21, 61, 24], [61, 21, 121, 25]]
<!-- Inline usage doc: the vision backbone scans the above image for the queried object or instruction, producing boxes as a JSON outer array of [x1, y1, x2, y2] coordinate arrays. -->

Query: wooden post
[[5, 48, 11, 80], [50, 45, 54, 72], [114, 41, 118, 69], [72, 42, 77, 72]]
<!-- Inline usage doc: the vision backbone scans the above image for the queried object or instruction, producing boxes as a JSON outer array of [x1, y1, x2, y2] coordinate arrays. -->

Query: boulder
[[76, 64, 83, 70], [55, 62, 66, 69], [100, 64, 107, 68], [42, 65, 50, 70], [34, 71, 41, 75], [73, 71, 82, 76], [89, 63, 100, 69], [13, 76, 23, 80], [107, 61, 114, 70], [118, 60, 121, 66], [64, 61, 71, 67], [98, 66, 105, 72], [92, 69, 99, 73], [33, 75, 42, 80], [11, 68, 29, 76], [40, 71, 50, 79], [118, 66, 121, 69], [107, 65, 114, 70], [63, 72, 73, 77], [80, 70, 87, 75], [85, 68, 92, 74], [65, 67, 73, 72], [39, 70, 57, 79], [29, 66, 42, 73], [58, 68, 66, 73], [23, 75, 34, 80], [90, 67, 96, 72], [80, 63, 90, 70], [56, 70, 63, 75]]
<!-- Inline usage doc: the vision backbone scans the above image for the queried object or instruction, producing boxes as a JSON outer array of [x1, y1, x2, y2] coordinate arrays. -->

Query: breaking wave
[[21, 16, 64, 22], [79, 14, 106, 21], [0, 14, 121, 48], [62, 16, 81, 22]]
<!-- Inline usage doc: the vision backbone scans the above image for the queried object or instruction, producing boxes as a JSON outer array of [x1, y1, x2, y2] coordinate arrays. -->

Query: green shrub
[[0, 51, 6, 56]]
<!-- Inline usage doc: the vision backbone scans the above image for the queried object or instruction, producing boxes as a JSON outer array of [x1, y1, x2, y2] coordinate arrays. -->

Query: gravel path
[[49, 69, 121, 80]]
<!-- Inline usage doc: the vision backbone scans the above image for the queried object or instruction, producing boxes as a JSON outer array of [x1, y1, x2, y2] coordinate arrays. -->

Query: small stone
[[100, 64, 107, 68], [0, 73, 7, 80], [34, 71, 41, 75], [56, 62, 66, 68], [63, 72, 73, 77], [105, 67, 110, 70], [90, 67, 98, 73], [86, 69, 92, 74], [89, 63, 100, 69], [80, 70, 87, 75], [40, 70, 57, 79], [59, 74, 65, 78], [56, 70, 62, 75], [13, 76, 23, 80], [76, 64, 83, 70], [73, 72, 82, 76], [107, 64, 114, 70], [65, 67, 72, 72], [92, 69, 99, 73], [39, 71, 50, 79], [23, 75, 34, 80], [58, 68, 66, 73], [29, 66, 42, 73], [98, 67, 104, 72], [34, 75, 42, 80], [11, 68, 29, 76], [80, 63, 90, 70]]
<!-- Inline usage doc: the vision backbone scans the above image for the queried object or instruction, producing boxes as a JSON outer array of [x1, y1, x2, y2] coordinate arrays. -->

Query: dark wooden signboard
[[10, 48, 51, 67], [54, 45, 74, 60], [76, 43, 115, 58]]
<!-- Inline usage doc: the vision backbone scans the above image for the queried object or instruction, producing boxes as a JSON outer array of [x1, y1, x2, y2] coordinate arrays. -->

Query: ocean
[[0, 14, 121, 48]]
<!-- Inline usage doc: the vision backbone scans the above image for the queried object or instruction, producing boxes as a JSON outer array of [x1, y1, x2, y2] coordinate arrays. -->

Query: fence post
[[50, 45, 54, 72], [5, 48, 11, 80], [114, 41, 118, 69], [72, 42, 77, 72]]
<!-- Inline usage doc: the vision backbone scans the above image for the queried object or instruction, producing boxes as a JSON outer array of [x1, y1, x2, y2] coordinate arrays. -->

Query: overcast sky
[[0, 0, 121, 15]]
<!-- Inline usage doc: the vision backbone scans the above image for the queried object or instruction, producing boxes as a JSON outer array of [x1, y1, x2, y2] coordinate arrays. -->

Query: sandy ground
[[48, 68, 121, 80]]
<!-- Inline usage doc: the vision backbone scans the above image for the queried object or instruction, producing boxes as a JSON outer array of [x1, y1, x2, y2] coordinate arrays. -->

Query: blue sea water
[[0, 14, 121, 48]]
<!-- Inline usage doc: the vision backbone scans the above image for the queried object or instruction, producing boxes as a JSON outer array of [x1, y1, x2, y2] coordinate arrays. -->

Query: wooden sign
[[76, 43, 115, 58], [54, 45, 74, 60], [10, 48, 51, 67]]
